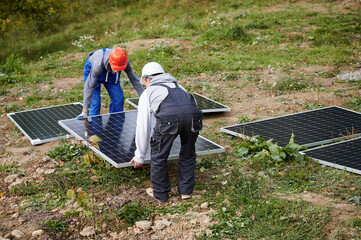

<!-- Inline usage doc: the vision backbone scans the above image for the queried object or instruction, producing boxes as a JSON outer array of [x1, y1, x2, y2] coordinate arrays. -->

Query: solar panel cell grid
[[126, 93, 230, 113], [302, 137, 361, 174], [7, 103, 83, 145], [59, 111, 225, 168], [221, 106, 361, 147]]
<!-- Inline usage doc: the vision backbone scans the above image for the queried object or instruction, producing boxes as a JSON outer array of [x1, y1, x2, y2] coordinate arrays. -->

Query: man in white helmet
[[130, 62, 203, 202]]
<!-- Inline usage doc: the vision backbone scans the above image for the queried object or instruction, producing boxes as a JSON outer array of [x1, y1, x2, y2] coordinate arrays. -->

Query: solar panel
[[7, 103, 83, 145], [302, 137, 361, 175], [59, 110, 225, 168], [220, 106, 361, 147], [126, 93, 231, 113]]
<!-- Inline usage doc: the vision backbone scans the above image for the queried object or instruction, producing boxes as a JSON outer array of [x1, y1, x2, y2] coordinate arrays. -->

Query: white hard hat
[[141, 62, 165, 84]]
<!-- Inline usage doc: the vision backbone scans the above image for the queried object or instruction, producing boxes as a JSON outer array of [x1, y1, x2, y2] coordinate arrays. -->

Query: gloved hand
[[75, 111, 88, 119]]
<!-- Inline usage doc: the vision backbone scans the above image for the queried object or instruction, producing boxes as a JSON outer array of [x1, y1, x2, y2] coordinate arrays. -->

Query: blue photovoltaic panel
[[302, 137, 361, 175], [7, 103, 83, 145], [126, 93, 230, 113], [221, 106, 361, 147], [59, 110, 225, 168]]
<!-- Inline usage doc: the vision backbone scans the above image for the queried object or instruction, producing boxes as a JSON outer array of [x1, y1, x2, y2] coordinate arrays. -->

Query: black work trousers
[[150, 113, 200, 202]]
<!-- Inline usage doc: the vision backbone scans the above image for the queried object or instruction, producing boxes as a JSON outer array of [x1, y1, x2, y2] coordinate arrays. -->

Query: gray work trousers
[[150, 112, 201, 202]]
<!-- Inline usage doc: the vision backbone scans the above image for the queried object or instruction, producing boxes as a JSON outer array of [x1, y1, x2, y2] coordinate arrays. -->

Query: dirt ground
[[1, 38, 361, 239]]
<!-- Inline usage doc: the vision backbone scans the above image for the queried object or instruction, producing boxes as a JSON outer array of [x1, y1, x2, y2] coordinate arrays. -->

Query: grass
[[0, 164, 19, 174], [1, 0, 361, 239]]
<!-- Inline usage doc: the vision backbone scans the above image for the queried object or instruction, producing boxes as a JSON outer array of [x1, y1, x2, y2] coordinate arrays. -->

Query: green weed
[[237, 115, 253, 124], [303, 101, 325, 110], [157, 202, 193, 215], [0, 103, 24, 114], [348, 196, 361, 205], [10, 181, 43, 196], [345, 97, 361, 112], [116, 201, 151, 227], [47, 144, 88, 162], [271, 76, 310, 94], [234, 134, 307, 164], [205, 197, 329, 239], [196, 154, 228, 171], [203, 24, 251, 42], [42, 219, 67, 239], [0, 54, 23, 74], [0, 164, 19, 174], [0, 89, 10, 96]]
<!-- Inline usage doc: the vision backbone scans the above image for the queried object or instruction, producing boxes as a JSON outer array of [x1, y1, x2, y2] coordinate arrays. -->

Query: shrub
[[1, 53, 23, 74]]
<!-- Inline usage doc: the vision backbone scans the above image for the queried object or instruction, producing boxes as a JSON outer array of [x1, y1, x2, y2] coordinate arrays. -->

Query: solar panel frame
[[59, 110, 225, 168], [126, 92, 231, 113], [7, 103, 83, 145], [301, 137, 361, 175], [220, 106, 361, 147]]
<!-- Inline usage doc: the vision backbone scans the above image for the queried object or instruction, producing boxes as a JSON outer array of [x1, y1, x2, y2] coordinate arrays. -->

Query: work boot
[[146, 188, 167, 202], [181, 194, 191, 200]]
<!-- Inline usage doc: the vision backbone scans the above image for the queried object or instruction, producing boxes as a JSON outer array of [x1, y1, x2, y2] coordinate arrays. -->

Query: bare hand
[[130, 159, 143, 168]]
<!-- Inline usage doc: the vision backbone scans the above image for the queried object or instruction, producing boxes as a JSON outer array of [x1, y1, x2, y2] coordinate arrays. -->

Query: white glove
[[75, 111, 88, 119]]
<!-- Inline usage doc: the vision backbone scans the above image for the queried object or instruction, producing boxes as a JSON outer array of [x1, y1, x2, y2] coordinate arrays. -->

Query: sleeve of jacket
[[83, 50, 103, 109], [133, 91, 152, 164], [124, 60, 144, 96]]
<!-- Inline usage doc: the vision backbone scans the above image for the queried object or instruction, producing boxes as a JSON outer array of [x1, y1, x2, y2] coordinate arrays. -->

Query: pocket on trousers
[[159, 115, 178, 135], [150, 137, 161, 152], [191, 112, 203, 132]]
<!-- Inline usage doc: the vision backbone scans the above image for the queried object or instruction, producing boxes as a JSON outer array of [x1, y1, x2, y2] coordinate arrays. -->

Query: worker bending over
[[77, 47, 143, 118], [130, 62, 203, 202]]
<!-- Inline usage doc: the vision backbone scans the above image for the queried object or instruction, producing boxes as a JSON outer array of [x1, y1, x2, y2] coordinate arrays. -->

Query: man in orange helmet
[[76, 47, 144, 118]]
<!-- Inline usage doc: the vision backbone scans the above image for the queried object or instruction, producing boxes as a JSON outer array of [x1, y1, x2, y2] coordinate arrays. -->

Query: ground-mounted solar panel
[[7, 103, 83, 145], [59, 110, 225, 168], [220, 106, 361, 147], [302, 137, 361, 175], [126, 93, 231, 113]]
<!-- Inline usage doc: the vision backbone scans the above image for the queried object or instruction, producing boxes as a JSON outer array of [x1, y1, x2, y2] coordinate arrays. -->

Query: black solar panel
[[302, 137, 361, 175], [59, 110, 225, 168], [221, 106, 361, 147], [126, 93, 230, 113], [7, 103, 83, 145]]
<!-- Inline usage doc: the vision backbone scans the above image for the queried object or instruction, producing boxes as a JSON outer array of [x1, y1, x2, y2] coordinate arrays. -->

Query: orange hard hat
[[109, 48, 128, 71]]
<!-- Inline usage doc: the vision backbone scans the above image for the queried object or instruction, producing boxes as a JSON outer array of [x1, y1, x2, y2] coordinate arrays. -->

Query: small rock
[[44, 169, 55, 175], [50, 159, 59, 166], [80, 226, 95, 237], [135, 220, 152, 230], [101, 223, 107, 231], [337, 70, 361, 81], [0, 237, 10, 240], [10, 203, 18, 208], [4, 174, 19, 183], [153, 220, 172, 230], [109, 232, 118, 239], [193, 194, 201, 199], [200, 202, 209, 209], [11, 230, 24, 239], [8, 179, 23, 190], [32, 230, 44, 237], [36, 168, 45, 174]]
